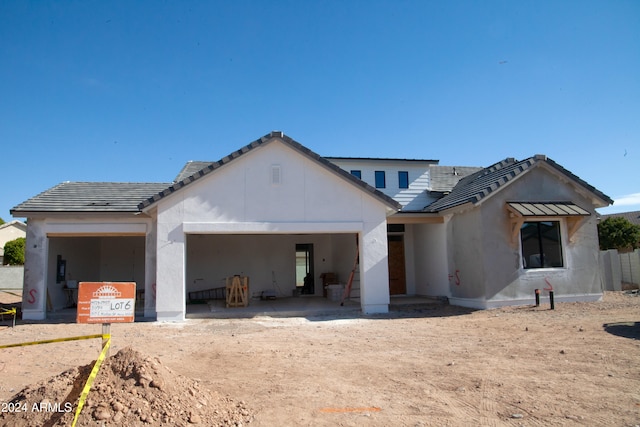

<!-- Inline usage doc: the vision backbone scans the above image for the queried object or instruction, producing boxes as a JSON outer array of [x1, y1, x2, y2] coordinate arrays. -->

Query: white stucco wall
[[153, 139, 392, 321], [446, 208, 486, 302], [412, 221, 450, 297]]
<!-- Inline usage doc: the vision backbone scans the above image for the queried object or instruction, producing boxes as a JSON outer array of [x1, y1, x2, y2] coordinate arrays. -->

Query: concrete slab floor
[[35, 296, 445, 323], [187, 295, 446, 319]]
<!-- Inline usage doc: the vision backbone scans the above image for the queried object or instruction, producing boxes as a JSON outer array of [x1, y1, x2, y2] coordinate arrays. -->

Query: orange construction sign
[[76, 282, 136, 324]]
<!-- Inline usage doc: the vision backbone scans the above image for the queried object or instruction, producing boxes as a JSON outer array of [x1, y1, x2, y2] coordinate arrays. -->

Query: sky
[[1, 0, 638, 221]]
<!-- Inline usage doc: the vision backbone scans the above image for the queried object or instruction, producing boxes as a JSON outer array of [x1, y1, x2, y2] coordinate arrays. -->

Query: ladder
[[340, 236, 359, 306]]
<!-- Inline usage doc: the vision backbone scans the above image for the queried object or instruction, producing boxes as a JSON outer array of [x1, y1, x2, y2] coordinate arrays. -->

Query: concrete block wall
[[0, 266, 24, 290], [620, 249, 640, 286], [599, 250, 622, 291]]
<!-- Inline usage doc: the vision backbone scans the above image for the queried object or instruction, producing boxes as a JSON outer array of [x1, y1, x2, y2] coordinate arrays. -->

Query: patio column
[[21, 220, 48, 320], [155, 222, 186, 321], [359, 220, 390, 314]]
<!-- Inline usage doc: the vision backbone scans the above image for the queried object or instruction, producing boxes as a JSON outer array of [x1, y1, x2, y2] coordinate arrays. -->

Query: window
[[398, 171, 409, 189], [375, 171, 386, 188], [520, 221, 563, 269], [350, 170, 362, 179]]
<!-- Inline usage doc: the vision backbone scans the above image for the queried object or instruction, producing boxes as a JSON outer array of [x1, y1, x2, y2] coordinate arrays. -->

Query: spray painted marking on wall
[[448, 270, 461, 286], [544, 277, 553, 291]]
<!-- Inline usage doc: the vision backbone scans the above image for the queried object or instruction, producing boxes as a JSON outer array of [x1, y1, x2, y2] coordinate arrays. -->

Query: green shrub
[[3, 237, 25, 265], [598, 217, 640, 251]]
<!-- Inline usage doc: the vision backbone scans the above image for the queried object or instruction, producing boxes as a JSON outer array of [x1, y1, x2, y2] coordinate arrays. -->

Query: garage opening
[[46, 236, 145, 312], [185, 233, 357, 307]]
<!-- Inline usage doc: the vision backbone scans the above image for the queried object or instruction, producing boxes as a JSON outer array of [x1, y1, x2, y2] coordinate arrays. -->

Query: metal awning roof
[[507, 202, 590, 217]]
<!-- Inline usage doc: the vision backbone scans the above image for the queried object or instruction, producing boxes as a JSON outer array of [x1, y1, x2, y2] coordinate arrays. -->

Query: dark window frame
[[350, 170, 362, 179], [375, 171, 386, 188], [520, 220, 564, 269], [398, 171, 409, 189]]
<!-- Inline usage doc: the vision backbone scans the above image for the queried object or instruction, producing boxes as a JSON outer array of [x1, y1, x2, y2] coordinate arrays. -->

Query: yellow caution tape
[[0, 308, 17, 328], [0, 334, 106, 349], [71, 336, 111, 427]]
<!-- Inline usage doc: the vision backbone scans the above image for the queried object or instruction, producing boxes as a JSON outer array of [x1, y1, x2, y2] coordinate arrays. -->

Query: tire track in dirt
[[476, 377, 500, 427]]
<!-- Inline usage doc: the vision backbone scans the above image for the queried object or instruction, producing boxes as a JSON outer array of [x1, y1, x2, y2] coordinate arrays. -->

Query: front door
[[388, 235, 406, 295]]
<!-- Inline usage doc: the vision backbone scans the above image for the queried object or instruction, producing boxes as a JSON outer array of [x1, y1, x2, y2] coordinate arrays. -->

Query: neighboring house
[[599, 210, 640, 226], [11, 132, 612, 321], [0, 220, 27, 264]]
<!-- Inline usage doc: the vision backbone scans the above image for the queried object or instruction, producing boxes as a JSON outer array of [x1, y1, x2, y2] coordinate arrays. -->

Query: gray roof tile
[[428, 165, 484, 192], [174, 161, 212, 182], [600, 210, 640, 226], [11, 182, 171, 214], [425, 155, 613, 213]]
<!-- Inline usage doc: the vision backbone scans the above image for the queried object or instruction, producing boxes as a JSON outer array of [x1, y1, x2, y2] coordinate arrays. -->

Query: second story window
[[350, 170, 362, 179], [398, 171, 409, 189], [375, 171, 386, 188]]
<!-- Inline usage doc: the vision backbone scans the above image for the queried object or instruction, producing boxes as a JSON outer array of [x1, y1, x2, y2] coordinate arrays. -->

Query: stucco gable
[[425, 155, 613, 213], [139, 131, 401, 212]]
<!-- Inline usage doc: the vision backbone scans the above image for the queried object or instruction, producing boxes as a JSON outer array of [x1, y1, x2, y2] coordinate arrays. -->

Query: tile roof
[[600, 210, 640, 226], [425, 155, 613, 213], [140, 131, 402, 211], [428, 165, 484, 192], [11, 182, 171, 214], [174, 161, 212, 182]]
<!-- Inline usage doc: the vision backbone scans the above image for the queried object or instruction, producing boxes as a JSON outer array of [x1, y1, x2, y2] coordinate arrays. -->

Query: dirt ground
[[0, 291, 639, 426]]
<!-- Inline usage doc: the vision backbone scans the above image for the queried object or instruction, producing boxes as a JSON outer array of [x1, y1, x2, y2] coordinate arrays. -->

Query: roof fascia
[[388, 212, 444, 224], [10, 211, 151, 220]]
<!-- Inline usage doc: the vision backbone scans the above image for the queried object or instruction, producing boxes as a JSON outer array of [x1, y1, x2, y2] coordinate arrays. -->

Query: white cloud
[[613, 192, 640, 206], [597, 192, 640, 215]]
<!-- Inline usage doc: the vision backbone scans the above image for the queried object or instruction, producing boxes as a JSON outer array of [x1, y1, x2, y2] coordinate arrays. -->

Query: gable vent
[[271, 165, 282, 185]]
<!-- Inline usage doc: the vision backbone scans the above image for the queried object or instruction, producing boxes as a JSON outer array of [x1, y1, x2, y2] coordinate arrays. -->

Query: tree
[[0, 217, 5, 225], [3, 237, 25, 265], [598, 217, 640, 251]]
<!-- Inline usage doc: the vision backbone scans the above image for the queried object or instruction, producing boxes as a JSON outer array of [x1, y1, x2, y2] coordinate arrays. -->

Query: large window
[[520, 221, 563, 269], [375, 171, 386, 188]]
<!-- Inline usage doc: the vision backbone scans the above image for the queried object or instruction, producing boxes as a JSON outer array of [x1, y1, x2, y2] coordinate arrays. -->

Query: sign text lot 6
[[76, 282, 136, 324]]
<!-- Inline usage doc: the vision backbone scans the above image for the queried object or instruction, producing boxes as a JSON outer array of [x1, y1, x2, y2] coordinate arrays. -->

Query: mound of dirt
[[0, 347, 254, 426]]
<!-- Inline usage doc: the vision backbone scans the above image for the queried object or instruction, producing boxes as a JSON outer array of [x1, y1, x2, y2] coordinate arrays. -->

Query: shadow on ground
[[603, 321, 640, 340]]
